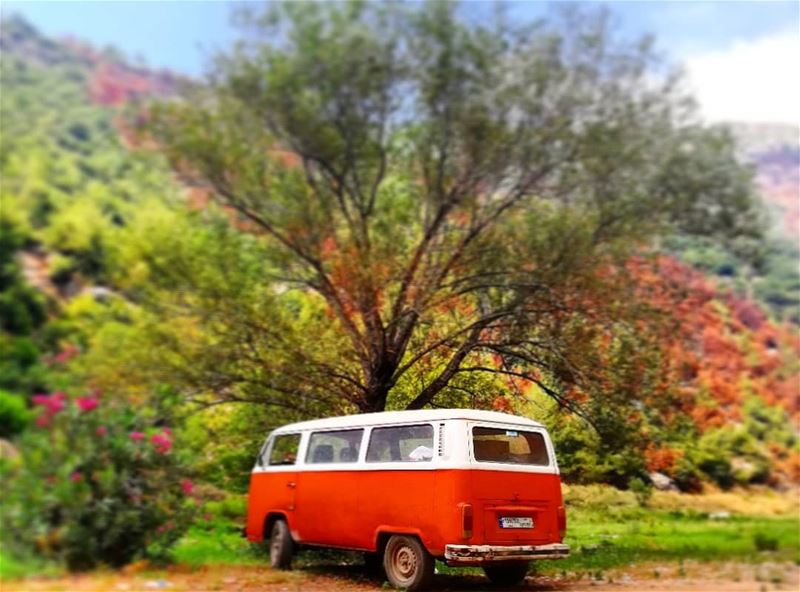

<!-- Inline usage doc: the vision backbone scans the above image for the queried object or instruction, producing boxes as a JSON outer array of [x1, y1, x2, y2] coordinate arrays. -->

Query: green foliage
[[0, 389, 32, 437], [689, 427, 771, 489], [628, 477, 653, 508], [753, 532, 780, 552], [0, 391, 195, 571], [0, 219, 46, 335], [666, 233, 800, 323]]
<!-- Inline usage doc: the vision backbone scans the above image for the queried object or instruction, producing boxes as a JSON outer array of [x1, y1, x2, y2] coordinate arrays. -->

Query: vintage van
[[245, 409, 569, 590]]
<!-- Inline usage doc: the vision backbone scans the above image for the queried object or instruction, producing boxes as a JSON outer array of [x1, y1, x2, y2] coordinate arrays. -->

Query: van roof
[[273, 409, 544, 433]]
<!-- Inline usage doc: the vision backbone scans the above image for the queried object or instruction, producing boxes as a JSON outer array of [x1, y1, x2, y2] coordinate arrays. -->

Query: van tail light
[[557, 505, 567, 540], [459, 503, 473, 539]]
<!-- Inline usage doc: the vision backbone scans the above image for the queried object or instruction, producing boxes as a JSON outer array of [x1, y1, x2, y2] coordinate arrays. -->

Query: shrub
[[0, 389, 31, 437], [628, 477, 653, 507], [0, 390, 195, 571], [753, 532, 779, 552]]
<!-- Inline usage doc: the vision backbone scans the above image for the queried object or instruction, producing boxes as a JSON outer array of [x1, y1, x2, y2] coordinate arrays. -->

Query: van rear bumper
[[444, 542, 570, 563]]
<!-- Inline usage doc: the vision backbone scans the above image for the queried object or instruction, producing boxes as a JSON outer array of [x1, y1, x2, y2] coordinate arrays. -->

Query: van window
[[472, 426, 549, 466], [367, 424, 434, 462], [269, 433, 301, 466], [306, 429, 364, 464]]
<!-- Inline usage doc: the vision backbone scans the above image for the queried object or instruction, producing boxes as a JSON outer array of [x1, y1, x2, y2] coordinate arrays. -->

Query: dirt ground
[[2, 561, 797, 592]]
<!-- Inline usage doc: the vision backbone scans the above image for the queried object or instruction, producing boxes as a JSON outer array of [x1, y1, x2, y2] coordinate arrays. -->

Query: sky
[[3, 0, 799, 125]]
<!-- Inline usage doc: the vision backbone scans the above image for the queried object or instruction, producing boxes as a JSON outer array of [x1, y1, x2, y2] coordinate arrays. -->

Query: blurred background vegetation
[[0, 1, 797, 580]]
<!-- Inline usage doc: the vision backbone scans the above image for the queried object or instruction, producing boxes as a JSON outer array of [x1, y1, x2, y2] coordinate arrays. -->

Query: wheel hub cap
[[394, 546, 416, 578]]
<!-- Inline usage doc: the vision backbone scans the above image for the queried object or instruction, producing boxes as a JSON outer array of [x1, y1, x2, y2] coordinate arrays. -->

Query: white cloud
[[684, 32, 800, 126]]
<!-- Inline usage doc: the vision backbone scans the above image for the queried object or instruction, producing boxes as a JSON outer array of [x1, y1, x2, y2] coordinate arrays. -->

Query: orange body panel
[[246, 468, 564, 557]]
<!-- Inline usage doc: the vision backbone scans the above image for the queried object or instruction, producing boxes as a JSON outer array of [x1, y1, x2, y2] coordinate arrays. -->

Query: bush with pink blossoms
[[0, 391, 196, 571]]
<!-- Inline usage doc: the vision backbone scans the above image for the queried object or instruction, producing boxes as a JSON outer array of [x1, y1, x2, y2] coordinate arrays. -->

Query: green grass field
[[3, 485, 798, 580], [540, 506, 798, 575]]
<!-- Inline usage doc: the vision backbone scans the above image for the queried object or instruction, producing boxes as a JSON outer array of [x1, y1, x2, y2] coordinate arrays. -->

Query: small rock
[[648, 472, 678, 491], [709, 511, 731, 520], [144, 580, 171, 589]]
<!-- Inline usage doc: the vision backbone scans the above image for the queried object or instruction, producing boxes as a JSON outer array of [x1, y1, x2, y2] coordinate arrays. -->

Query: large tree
[[146, 1, 762, 415]]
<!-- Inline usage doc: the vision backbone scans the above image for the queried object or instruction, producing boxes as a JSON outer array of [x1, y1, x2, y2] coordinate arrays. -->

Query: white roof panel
[[273, 409, 544, 433]]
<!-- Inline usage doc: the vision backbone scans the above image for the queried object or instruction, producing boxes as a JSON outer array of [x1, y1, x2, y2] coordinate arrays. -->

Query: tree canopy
[[145, 1, 763, 416]]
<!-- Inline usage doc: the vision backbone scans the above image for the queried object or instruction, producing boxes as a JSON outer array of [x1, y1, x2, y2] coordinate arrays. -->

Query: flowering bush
[[0, 390, 195, 570]]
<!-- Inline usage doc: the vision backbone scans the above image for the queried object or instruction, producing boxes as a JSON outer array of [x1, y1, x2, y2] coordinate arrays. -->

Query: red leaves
[[625, 255, 800, 433], [644, 445, 683, 475]]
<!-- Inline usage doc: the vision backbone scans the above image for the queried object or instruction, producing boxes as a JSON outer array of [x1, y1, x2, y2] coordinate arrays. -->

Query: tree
[[146, 1, 763, 415]]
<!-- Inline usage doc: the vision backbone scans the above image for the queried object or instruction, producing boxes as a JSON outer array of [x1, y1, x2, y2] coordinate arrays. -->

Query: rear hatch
[[469, 424, 561, 545], [470, 472, 560, 544]]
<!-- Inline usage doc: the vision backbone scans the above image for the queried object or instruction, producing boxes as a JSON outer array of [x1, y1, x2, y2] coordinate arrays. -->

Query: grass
[[4, 485, 799, 582], [0, 550, 59, 580], [537, 505, 799, 575], [172, 519, 263, 567], [173, 485, 799, 578]]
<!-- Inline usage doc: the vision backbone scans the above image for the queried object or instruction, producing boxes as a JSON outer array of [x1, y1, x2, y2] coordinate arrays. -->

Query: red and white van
[[245, 409, 569, 590]]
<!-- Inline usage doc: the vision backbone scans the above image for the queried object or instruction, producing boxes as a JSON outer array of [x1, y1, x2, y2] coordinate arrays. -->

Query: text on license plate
[[499, 517, 533, 529]]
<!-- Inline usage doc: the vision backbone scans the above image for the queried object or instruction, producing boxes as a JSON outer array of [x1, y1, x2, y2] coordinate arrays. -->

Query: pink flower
[[76, 397, 99, 412], [35, 415, 51, 428], [32, 394, 50, 406], [54, 344, 79, 364], [70, 472, 83, 483], [181, 479, 194, 495], [129, 431, 146, 441], [150, 432, 172, 455], [96, 426, 108, 436], [32, 392, 66, 415]]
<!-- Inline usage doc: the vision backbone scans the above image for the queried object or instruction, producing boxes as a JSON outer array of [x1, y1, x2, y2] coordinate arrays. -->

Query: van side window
[[367, 424, 434, 462], [268, 433, 301, 466], [472, 426, 549, 466], [306, 429, 364, 464]]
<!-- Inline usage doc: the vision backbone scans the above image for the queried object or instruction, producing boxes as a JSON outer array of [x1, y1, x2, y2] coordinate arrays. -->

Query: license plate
[[499, 517, 533, 529]]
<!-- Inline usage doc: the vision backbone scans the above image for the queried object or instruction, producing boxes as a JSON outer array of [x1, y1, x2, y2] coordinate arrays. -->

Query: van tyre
[[383, 535, 434, 590], [269, 519, 293, 569], [483, 561, 530, 586]]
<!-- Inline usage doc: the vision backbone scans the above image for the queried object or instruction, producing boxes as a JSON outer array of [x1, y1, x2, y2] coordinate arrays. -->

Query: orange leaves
[[492, 395, 513, 412], [624, 254, 799, 433], [644, 445, 683, 475]]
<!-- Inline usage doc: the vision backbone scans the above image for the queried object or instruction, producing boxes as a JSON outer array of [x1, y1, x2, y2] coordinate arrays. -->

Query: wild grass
[[4, 484, 798, 581], [172, 484, 799, 577], [539, 505, 799, 574]]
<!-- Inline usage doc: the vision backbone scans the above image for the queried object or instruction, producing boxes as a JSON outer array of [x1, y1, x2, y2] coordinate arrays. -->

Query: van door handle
[[287, 481, 296, 488]]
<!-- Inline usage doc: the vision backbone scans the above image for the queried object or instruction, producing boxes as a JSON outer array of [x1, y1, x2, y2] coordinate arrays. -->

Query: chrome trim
[[444, 542, 570, 562]]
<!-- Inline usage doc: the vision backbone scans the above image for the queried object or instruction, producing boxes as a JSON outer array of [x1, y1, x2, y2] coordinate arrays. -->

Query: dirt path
[[3, 561, 797, 592]]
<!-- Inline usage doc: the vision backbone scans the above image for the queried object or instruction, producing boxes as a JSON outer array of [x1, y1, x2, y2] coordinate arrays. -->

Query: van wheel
[[383, 535, 434, 590], [482, 561, 529, 586], [269, 519, 293, 569]]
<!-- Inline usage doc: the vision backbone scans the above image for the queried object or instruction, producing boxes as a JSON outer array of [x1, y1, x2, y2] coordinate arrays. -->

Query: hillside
[[0, 16, 797, 493], [730, 122, 799, 248]]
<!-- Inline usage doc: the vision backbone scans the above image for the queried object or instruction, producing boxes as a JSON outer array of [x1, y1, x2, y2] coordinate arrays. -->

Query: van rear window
[[367, 424, 434, 462], [472, 427, 549, 466]]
